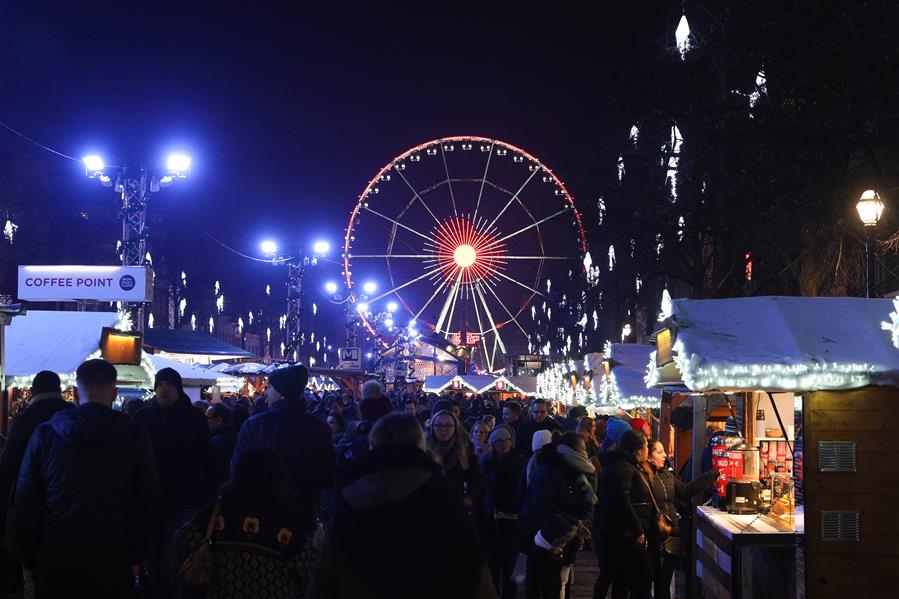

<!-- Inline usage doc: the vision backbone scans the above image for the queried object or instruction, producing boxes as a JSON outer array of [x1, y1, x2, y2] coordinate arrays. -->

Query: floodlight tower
[[83, 154, 191, 331], [262, 240, 330, 362]]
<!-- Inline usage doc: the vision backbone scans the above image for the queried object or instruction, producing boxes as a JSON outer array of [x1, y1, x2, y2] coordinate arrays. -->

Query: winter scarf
[[433, 438, 466, 471], [557, 444, 598, 506]]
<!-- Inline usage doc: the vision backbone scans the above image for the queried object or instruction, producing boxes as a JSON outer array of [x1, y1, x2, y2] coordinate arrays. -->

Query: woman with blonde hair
[[426, 409, 482, 512], [470, 420, 492, 460]]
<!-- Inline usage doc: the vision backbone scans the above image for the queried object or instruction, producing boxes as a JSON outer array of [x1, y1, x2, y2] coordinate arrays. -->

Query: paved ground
[[537, 545, 686, 598]]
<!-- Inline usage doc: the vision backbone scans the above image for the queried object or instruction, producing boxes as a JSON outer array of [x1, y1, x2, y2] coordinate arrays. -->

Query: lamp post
[[83, 154, 190, 331], [262, 240, 329, 362], [855, 189, 885, 298]]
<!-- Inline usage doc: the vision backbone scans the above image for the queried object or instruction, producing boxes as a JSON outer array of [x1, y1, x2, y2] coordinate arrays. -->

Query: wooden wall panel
[[803, 387, 899, 599]]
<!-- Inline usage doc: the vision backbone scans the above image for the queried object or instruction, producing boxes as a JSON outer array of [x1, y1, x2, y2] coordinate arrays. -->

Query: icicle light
[[675, 15, 691, 59]]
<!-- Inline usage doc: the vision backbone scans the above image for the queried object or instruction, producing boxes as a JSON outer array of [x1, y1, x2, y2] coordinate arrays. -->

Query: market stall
[[147, 354, 243, 402], [648, 296, 899, 599], [2, 310, 155, 430]]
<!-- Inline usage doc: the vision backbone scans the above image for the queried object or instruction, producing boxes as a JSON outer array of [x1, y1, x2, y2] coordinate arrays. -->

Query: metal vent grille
[[818, 441, 856, 472], [822, 511, 859, 541]]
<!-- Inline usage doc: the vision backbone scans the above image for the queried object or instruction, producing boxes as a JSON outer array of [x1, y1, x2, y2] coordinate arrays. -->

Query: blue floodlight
[[82, 155, 105, 176], [386, 301, 398, 313], [260, 240, 278, 255], [324, 281, 339, 294], [166, 154, 192, 177], [356, 302, 369, 313], [313, 240, 330, 256], [363, 281, 377, 294]]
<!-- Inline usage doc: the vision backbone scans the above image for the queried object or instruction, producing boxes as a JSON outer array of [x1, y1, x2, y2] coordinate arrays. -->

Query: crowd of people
[[0, 360, 719, 598]]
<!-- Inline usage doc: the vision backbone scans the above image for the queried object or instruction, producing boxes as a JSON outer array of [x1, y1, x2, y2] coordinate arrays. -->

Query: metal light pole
[[856, 189, 885, 298], [84, 154, 190, 331], [263, 240, 329, 363]]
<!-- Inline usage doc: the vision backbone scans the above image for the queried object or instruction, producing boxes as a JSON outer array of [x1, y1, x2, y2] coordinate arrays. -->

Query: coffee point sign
[[18, 265, 153, 302]]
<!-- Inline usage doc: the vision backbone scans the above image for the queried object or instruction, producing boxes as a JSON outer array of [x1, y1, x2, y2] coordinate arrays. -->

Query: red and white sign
[[18, 265, 153, 302]]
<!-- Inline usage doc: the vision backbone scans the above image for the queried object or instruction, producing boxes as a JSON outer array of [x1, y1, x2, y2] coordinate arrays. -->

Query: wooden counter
[[695, 505, 802, 599]]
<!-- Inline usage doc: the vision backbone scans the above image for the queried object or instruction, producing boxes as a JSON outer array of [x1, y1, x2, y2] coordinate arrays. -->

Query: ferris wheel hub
[[453, 244, 477, 267]]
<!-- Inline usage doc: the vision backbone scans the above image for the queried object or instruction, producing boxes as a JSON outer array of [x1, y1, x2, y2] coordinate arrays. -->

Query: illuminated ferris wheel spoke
[[435, 268, 463, 335], [469, 287, 493, 372], [475, 282, 506, 362], [472, 140, 495, 222], [444, 280, 462, 338], [364, 265, 444, 305], [413, 276, 451, 322], [439, 143, 458, 217], [482, 280, 529, 338], [493, 269, 546, 298], [496, 207, 569, 245], [486, 166, 541, 230], [393, 166, 442, 225], [501, 255, 566, 260], [349, 254, 433, 259], [363, 206, 433, 242]]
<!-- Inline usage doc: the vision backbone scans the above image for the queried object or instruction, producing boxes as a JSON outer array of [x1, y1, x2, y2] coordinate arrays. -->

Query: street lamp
[[856, 189, 884, 298], [83, 153, 190, 331]]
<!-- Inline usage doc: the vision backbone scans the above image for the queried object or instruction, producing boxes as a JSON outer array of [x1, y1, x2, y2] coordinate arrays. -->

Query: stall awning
[[143, 328, 253, 358], [649, 296, 899, 392], [602, 343, 661, 408]]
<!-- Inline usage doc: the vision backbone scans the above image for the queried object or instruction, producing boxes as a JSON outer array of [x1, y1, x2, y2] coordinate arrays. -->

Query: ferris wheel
[[343, 136, 587, 372]]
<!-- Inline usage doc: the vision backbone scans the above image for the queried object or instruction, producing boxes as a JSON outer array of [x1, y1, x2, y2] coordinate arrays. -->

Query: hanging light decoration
[[675, 14, 691, 59]]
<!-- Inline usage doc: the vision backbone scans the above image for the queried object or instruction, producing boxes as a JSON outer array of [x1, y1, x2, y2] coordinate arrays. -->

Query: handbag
[[179, 497, 222, 590], [639, 472, 673, 540], [662, 535, 683, 557]]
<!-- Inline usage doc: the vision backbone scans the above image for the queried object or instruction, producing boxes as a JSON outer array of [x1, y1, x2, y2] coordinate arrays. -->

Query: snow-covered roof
[[422, 374, 530, 394], [3, 310, 155, 388], [148, 354, 244, 388], [5, 310, 120, 377], [601, 343, 660, 408], [652, 296, 899, 392], [506, 376, 537, 395]]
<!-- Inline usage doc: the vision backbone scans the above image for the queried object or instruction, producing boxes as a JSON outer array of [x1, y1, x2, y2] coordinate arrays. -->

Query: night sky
[[0, 3, 673, 348]]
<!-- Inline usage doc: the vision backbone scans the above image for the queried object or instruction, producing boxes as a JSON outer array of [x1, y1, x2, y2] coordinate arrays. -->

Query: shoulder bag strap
[[639, 471, 664, 516], [203, 497, 223, 544]]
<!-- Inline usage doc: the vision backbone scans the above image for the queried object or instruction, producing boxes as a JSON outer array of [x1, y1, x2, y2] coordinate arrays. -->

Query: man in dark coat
[[307, 413, 496, 599], [232, 365, 335, 528], [0, 371, 75, 596], [0, 371, 73, 503], [9, 359, 160, 598], [517, 398, 562, 457], [134, 367, 213, 597], [205, 403, 236, 492], [336, 380, 393, 465]]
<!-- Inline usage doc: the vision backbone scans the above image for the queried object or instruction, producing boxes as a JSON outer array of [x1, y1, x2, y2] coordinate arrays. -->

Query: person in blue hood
[[8, 358, 160, 598]]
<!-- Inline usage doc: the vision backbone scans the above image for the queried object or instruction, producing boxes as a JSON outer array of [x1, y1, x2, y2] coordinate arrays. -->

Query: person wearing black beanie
[[135, 366, 213, 596], [0, 369, 74, 588], [232, 364, 335, 529]]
